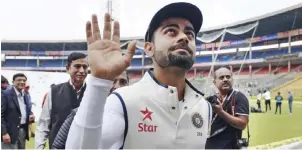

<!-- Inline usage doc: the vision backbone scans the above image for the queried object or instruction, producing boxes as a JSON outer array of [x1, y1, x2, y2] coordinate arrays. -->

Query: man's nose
[[79, 66, 85, 72], [177, 32, 189, 44]]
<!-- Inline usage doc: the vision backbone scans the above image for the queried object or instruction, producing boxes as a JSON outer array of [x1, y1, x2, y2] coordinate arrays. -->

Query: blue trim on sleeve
[[112, 92, 128, 149]]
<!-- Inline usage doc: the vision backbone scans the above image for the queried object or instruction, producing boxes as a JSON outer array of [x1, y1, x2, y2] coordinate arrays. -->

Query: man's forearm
[[217, 110, 247, 130]]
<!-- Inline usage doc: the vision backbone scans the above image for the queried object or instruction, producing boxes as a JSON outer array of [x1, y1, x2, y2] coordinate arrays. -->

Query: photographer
[[205, 67, 249, 149]]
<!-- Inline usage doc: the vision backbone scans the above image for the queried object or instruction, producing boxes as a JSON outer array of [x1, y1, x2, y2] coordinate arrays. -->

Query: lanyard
[[208, 90, 235, 137], [211, 90, 235, 123]]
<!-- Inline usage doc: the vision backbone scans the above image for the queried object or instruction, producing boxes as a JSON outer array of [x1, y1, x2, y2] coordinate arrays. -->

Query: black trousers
[[257, 100, 261, 110], [275, 103, 282, 114], [265, 100, 271, 112]]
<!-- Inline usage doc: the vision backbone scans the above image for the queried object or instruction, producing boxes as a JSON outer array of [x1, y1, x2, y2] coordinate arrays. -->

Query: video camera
[[206, 95, 219, 106]]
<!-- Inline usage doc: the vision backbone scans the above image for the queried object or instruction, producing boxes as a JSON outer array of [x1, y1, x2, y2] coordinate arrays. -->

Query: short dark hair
[[13, 73, 27, 81], [67, 52, 86, 66], [50, 84, 55, 88], [1, 75, 9, 84]]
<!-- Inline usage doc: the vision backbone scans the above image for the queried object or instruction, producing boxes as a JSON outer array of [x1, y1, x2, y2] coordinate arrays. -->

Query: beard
[[153, 49, 195, 71]]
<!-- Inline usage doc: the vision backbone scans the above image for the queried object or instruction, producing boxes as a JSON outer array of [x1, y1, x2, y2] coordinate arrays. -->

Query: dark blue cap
[[145, 2, 203, 42]]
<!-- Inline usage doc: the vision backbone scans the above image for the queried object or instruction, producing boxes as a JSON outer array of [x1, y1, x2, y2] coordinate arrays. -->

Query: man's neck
[[13, 86, 22, 93], [70, 80, 84, 91], [219, 89, 231, 98], [153, 66, 186, 101]]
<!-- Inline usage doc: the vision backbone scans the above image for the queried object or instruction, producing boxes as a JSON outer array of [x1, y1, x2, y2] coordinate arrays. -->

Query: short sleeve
[[234, 92, 249, 116]]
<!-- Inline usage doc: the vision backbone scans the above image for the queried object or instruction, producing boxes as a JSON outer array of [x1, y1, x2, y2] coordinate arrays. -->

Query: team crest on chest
[[191, 112, 203, 128]]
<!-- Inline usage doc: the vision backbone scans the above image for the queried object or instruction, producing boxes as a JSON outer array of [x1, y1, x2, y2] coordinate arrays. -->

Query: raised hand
[[86, 13, 136, 80]]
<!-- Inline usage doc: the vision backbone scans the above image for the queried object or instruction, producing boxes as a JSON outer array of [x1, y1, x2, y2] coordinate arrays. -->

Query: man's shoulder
[[2, 88, 13, 96], [113, 82, 151, 101], [52, 82, 68, 88], [234, 91, 249, 101], [50, 82, 69, 92]]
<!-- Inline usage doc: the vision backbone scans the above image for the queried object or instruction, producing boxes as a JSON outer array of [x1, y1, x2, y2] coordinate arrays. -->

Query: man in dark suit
[[1, 73, 35, 149]]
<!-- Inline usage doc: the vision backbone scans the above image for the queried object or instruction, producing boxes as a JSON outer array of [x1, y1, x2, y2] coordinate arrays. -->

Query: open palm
[[86, 13, 136, 80]]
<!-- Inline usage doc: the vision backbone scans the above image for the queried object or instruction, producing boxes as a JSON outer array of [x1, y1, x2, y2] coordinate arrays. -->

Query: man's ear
[[66, 65, 70, 73], [144, 42, 154, 57]]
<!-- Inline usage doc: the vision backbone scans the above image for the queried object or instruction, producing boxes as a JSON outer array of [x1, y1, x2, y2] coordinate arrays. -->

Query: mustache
[[168, 43, 193, 54], [222, 82, 230, 85]]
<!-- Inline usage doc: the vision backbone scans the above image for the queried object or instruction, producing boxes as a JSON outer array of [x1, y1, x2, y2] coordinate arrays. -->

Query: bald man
[[206, 67, 249, 149]]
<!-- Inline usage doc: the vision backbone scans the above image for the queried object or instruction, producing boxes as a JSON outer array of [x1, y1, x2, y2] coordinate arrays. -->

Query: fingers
[[103, 13, 112, 40], [112, 21, 120, 43], [92, 14, 101, 40], [124, 40, 137, 64], [86, 21, 93, 44]]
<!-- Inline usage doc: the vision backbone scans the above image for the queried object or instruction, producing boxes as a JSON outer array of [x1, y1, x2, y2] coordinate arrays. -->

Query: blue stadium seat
[[3, 59, 37, 67], [196, 56, 212, 63], [40, 60, 66, 67], [252, 51, 264, 59]]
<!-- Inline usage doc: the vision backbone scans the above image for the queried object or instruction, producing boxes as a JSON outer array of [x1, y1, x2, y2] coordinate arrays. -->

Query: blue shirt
[[288, 93, 293, 101], [275, 95, 283, 103]]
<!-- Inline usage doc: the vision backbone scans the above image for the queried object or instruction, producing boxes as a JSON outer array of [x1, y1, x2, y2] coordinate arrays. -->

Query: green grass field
[[25, 99, 302, 149], [243, 99, 302, 146]]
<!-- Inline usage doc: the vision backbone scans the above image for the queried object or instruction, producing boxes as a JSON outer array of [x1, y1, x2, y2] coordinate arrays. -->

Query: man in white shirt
[[35, 52, 88, 149], [66, 2, 212, 149], [263, 90, 271, 112]]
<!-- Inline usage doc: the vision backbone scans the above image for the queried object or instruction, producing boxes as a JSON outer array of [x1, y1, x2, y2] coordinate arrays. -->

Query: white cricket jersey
[[66, 70, 212, 149], [264, 91, 271, 100], [257, 93, 262, 100], [116, 70, 212, 149]]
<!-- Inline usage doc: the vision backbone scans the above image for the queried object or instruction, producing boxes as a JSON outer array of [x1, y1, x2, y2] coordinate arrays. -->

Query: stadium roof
[[198, 3, 302, 43], [2, 3, 302, 45]]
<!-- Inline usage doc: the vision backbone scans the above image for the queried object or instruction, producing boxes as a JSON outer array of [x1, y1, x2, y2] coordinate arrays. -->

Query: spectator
[[1, 73, 35, 149], [206, 67, 249, 149], [257, 90, 262, 110], [274, 92, 283, 114], [35, 52, 88, 149], [263, 90, 271, 112], [1, 75, 9, 91], [288, 91, 293, 115]]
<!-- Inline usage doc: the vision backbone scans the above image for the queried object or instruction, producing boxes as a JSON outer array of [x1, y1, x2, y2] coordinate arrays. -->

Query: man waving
[[66, 2, 212, 149]]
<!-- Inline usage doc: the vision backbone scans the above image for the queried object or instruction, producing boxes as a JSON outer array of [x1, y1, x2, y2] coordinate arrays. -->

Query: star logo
[[140, 107, 153, 121]]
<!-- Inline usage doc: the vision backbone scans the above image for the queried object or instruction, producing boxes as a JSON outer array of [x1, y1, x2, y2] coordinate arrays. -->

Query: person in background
[[52, 71, 129, 149], [288, 91, 293, 115], [35, 52, 88, 149], [41, 84, 55, 108], [1, 73, 35, 149], [1, 75, 9, 91], [274, 92, 283, 114], [206, 67, 249, 149], [256, 90, 262, 110], [263, 90, 271, 112], [23, 83, 36, 137]]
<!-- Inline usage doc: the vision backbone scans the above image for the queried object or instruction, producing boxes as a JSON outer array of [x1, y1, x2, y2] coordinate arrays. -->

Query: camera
[[236, 138, 249, 148], [206, 95, 219, 106]]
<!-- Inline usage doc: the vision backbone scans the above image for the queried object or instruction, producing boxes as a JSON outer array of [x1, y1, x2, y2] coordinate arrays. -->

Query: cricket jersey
[[66, 70, 212, 149]]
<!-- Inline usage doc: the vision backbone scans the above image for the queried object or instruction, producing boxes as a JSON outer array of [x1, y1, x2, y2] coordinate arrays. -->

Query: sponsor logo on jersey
[[138, 107, 158, 132]]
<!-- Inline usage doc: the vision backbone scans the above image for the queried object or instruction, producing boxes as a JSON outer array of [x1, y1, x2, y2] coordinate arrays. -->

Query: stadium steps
[[252, 67, 265, 75], [270, 75, 302, 97]]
